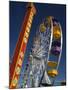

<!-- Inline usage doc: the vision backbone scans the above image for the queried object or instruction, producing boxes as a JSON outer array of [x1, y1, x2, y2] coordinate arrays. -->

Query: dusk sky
[[10, 1, 66, 85]]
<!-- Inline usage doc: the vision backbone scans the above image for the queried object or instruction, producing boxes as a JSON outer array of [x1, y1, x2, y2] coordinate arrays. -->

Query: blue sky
[[10, 1, 66, 85]]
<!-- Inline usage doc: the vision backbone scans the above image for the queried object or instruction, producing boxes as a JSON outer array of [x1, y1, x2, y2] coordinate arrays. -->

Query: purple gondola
[[51, 41, 61, 55], [51, 46, 61, 55]]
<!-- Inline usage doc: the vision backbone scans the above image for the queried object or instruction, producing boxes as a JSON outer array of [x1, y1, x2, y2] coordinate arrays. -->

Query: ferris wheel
[[41, 16, 63, 86], [18, 16, 63, 88]]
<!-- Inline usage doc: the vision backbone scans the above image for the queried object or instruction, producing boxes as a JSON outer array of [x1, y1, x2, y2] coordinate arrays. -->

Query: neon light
[[19, 52, 24, 59], [12, 77, 18, 87], [27, 22, 31, 28], [15, 66, 20, 75], [18, 58, 22, 66], [29, 14, 33, 23], [26, 27, 30, 33], [25, 31, 29, 38], [23, 37, 27, 43], [30, 11, 33, 17]]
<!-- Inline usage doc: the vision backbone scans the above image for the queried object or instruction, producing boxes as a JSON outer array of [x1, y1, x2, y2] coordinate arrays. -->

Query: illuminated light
[[26, 27, 30, 33], [19, 52, 24, 58], [25, 31, 29, 38], [15, 66, 20, 75], [12, 77, 18, 87], [18, 58, 22, 66], [30, 11, 33, 17], [29, 18, 32, 24], [27, 22, 31, 28], [23, 37, 27, 43], [29, 14, 33, 21]]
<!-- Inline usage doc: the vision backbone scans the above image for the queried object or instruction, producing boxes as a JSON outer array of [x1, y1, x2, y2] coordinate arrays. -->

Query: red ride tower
[[10, 3, 36, 88]]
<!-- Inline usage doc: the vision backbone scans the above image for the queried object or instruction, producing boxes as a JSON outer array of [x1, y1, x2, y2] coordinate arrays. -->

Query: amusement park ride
[[10, 3, 63, 88]]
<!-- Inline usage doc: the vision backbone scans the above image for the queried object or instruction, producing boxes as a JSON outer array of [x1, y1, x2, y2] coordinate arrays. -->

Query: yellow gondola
[[47, 61, 57, 68], [53, 25, 61, 39], [47, 69, 58, 78], [40, 23, 46, 32]]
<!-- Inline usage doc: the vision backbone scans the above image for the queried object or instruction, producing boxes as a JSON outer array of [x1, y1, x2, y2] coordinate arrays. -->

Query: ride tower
[[10, 3, 36, 89]]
